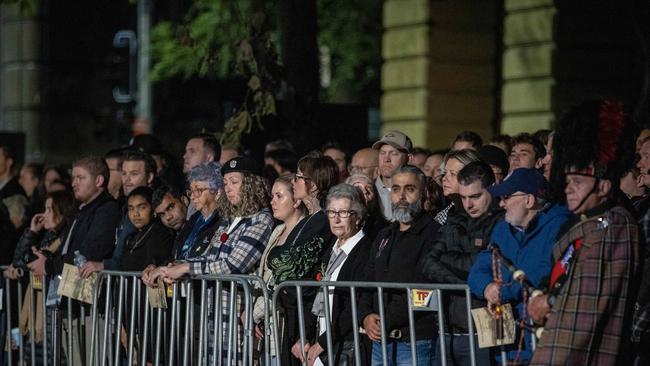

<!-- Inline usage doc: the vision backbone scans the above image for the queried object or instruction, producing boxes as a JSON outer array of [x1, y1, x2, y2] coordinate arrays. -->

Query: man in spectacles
[[468, 168, 570, 364]]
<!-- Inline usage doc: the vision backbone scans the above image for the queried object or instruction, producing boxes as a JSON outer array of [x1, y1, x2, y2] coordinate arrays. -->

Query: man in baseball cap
[[468, 167, 570, 363], [372, 131, 413, 220]]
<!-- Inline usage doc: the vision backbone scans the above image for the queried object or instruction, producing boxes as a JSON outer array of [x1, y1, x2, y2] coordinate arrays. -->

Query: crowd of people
[[0, 98, 648, 365]]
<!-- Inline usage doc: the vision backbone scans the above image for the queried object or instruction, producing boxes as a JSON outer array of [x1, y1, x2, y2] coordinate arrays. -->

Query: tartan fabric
[[530, 206, 641, 365], [189, 208, 274, 276]]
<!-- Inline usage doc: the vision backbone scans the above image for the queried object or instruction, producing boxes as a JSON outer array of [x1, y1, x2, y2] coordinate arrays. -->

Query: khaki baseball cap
[[372, 130, 413, 153]]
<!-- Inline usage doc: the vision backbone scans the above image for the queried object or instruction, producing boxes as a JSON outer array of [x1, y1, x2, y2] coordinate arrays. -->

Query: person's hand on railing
[[3, 265, 19, 279], [528, 294, 550, 325], [254, 324, 264, 339], [160, 262, 189, 284], [141, 264, 159, 287], [291, 340, 310, 362], [79, 261, 104, 278], [26, 247, 46, 276], [363, 313, 382, 341], [306, 342, 324, 366]]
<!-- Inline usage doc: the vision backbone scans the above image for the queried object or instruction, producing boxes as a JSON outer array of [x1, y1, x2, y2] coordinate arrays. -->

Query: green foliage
[[317, 0, 382, 103], [0, 0, 39, 15], [150, 0, 265, 81]]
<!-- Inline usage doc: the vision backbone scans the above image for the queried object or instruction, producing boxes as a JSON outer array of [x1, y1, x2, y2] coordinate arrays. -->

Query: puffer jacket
[[418, 202, 503, 332]]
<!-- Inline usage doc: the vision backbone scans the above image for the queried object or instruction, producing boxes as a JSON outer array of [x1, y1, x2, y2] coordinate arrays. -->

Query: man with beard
[[359, 165, 441, 365], [372, 131, 413, 221]]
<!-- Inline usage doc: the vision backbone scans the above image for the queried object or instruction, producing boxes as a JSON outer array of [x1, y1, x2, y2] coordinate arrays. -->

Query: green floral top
[[267, 211, 331, 285]]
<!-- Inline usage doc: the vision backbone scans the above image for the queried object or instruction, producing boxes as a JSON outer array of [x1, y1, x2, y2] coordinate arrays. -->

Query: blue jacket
[[468, 203, 570, 361]]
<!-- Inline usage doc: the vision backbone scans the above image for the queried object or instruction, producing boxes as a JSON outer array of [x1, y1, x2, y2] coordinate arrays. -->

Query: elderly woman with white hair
[[296, 183, 373, 366], [142, 161, 224, 284]]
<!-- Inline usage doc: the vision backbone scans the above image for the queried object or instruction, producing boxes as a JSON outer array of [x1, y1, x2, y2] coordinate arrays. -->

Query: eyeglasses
[[325, 209, 356, 219], [500, 193, 529, 201], [186, 187, 211, 197], [293, 174, 311, 182]]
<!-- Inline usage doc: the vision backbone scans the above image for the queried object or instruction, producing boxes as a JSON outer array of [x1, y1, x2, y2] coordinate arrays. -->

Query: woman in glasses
[[160, 156, 274, 365], [142, 162, 223, 285], [302, 183, 373, 365], [267, 155, 338, 366]]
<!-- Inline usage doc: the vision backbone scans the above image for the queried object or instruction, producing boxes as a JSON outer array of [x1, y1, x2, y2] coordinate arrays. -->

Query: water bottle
[[73, 250, 87, 268]]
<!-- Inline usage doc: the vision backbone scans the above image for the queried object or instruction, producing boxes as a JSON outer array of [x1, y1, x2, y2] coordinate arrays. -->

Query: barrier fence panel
[[0, 268, 533, 365], [272, 280, 479, 366]]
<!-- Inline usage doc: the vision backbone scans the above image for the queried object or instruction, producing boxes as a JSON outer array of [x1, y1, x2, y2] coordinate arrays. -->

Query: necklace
[[127, 224, 154, 252]]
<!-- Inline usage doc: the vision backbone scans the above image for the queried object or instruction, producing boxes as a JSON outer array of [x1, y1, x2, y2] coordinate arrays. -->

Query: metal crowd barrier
[[87, 271, 274, 366], [0, 268, 531, 366], [273, 280, 479, 366]]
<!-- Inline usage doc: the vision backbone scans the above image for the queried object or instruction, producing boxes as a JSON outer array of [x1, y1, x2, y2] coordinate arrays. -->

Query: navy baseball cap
[[487, 168, 546, 198]]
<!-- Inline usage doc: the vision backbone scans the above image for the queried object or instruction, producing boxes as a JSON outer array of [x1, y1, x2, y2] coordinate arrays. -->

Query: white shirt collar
[[334, 230, 365, 256]]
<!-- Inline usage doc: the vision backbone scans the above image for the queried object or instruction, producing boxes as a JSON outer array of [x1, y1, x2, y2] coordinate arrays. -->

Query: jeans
[[434, 334, 491, 366], [372, 338, 438, 366]]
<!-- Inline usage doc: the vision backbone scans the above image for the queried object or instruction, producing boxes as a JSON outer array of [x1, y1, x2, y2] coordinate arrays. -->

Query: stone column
[[500, 0, 555, 135], [0, 3, 43, 159], [381, 0, 499, 148]]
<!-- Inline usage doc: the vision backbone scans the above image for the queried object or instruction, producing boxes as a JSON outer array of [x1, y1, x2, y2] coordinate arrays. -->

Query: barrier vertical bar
[[127, 277, 138, 366], [406, 288, 417, 365], [465, 288, 477, 366], [101, 275, 113, 366], [182, 282, 192, 366], [165, 282, 177, 366], [153, 307, 163, 366], [198, 280, 207, 365], [436, 289, 448, 366], [227, 281, 236, 366], [140, 289, 150, 366], [113, 276, 125, 364], [377, 287, 388, 366], [322, 285, 334, 366], [29, 276, 36, 366], [66, 297, 73, 366], [42, 276, 48, 366], [213, 280, 222, 366], [349, 286, 362, 366], [295, 285, 308, 366], [17, 280, 24, 366], [4, 277, 12, 366]]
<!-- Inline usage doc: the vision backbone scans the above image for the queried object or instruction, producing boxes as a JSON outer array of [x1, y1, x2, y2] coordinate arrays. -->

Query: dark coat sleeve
[[12, 229, 42, 268]]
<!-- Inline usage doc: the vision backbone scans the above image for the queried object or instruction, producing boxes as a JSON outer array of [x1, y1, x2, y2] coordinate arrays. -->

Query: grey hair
[[187, 162, 224, 190], [391, 165, 426, 191], [3, 195, 28, 224], [325, 183, 367, 220], [345, 173, 373, 186], [443, 148, 481, 166]]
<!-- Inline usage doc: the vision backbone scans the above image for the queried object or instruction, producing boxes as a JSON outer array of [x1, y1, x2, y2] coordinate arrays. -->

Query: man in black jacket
[[28, 156, 121, 365], [359, 165, 440, 365], [419, 161, 502, 366]]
